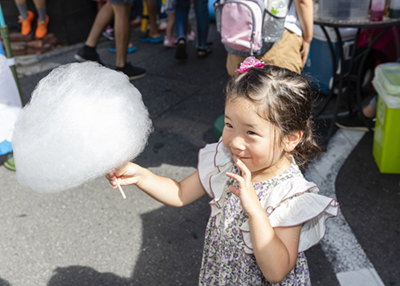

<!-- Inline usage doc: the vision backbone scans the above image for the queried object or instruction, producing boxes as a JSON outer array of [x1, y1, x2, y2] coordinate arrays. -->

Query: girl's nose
[[231, 135, 245, 151]]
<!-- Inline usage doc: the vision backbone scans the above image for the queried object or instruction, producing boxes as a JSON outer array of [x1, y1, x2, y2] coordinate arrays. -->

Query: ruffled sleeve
[[197, 140, 234, 227], [239, 177, 339, 254]]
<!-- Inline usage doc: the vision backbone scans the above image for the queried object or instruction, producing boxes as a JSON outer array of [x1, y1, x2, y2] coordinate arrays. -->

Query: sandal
[[175, 40, 188, 60], [139, 33, 163, 44], [109, 42, 137, 53], [197, 47, 211, 59]]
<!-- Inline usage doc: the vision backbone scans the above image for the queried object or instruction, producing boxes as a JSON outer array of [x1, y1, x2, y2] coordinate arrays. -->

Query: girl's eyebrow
[[225, 114, 257, 128], [245, 124, 256, 128]]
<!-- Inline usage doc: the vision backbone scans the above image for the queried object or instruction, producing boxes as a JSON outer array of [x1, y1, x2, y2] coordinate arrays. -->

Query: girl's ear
[[283, 131, 303, 152]]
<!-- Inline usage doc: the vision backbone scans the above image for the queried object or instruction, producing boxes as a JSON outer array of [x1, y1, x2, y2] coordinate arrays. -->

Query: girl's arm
[[226, 159, 302, 283], [107, 162, 207, 207], [294, 0, 314, 67]]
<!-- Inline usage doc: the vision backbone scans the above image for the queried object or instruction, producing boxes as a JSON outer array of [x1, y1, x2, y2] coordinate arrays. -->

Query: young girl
[[106, 57, 339, 285]]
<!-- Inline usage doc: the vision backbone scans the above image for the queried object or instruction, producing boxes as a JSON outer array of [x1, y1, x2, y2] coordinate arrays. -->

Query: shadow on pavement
[[47, 266, 132, 286], [0, 278, 11, 286]]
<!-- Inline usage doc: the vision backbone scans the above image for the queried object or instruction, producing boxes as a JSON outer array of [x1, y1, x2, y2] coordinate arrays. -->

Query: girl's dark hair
[[226, 65, 322, 166]]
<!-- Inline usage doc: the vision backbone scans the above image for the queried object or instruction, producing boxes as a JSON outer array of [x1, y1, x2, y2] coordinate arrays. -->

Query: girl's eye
[[247, 131, 257, 135], [225, 123, 233, 128]]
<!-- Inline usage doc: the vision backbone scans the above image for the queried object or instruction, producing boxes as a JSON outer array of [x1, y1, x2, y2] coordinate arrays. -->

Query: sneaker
[[102, 26, 114, 41], [335, 112, 375, 132], [158, 21, 168, 31], [18, 10, 34, 36], [115, 62, 146, 80], [74, 45, 105, 66], [163, 36, 175, 48], [130, 17, 141, 27], [187, 31, 195, 42], [35, 15, 49, 39]]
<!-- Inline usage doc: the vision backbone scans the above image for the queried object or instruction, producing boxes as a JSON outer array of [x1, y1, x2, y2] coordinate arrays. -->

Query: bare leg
[[85, 1, 114, 47], [363, 104, 376, 118], [111, 2, 131, 68], [97, 1, 106, 11], [32, 0, 46, 8], [166, 12, 175, 39], [145, 0, 161, 38]]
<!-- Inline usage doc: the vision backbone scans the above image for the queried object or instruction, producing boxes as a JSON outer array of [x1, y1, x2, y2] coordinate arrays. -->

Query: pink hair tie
[[235, 56, 266, 73]]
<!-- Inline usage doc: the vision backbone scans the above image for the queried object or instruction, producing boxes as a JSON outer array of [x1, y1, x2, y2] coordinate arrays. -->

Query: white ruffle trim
[[198, 141, 339, 254]]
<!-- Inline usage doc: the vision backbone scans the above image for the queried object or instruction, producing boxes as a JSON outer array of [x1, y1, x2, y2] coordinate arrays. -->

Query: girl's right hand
[[106, 162, 142, 188]]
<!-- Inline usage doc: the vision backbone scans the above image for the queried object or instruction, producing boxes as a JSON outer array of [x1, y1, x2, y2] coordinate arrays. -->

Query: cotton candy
[[12, 62, 153, 193]]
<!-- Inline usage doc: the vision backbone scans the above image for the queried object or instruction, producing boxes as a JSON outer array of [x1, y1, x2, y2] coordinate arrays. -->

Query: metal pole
[[0, 3, 24, 106]]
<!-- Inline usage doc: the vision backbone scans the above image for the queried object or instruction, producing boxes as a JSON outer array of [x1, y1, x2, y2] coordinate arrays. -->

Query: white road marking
[[305, 129, 384, 286]]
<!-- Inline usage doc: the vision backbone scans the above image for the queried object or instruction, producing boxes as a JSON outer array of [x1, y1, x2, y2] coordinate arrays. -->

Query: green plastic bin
[[372, 63, 400, 174]]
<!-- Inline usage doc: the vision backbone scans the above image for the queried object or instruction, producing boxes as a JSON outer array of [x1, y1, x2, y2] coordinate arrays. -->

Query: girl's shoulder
[[197, 140, 232, 199]]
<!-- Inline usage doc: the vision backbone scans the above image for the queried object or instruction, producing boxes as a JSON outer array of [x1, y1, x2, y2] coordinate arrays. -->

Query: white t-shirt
[[285, 2, 303, 37]]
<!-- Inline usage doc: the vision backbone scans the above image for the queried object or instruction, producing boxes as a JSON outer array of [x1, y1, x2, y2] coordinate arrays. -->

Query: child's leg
[[186, 17, 195, 41], [32, 0, 47, 22], [14, 0, 28, 19], [15, 0, 34, 35], [166, 12, 175, 38]]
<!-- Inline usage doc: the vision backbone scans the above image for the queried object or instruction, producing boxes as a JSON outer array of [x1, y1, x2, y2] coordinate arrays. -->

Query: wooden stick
[[116, 180, 126, 199]]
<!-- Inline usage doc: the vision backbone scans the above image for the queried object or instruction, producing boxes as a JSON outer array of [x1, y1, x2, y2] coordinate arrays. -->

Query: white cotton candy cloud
[[13, 62, 153, 193]]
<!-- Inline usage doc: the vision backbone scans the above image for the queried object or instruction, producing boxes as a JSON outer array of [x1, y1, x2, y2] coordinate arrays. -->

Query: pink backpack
[[214, 0, 292, 56]]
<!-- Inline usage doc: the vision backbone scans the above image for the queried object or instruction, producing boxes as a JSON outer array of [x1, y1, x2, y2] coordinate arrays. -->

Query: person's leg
[[111, 1, 146, 80], [111, 2, 130, 68], [14, 0, 28, 19], [166, 12, 175, 39], [15, 0, 34, 35], [75, 1, 112, 64], [193, 0, 209, 51], [163, 11, 176, 47], [174, 0, 190, 59], [175, 0, 190, 41], [32, 0, 49, 38], [96, 1, 106, 11], [145, 0, 161, 38], [32, 0, 46, 22], [86, 1, 114, 47], [363, 95, 377, 118]]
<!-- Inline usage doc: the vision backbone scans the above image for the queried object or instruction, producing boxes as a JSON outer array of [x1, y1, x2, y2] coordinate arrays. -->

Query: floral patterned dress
[[198, 165, 311, 286]]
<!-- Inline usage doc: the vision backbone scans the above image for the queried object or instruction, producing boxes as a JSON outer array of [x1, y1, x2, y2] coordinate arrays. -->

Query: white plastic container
[[319, 0, 370, 20]]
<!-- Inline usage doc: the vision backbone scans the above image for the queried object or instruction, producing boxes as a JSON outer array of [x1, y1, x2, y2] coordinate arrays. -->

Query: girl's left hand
[[226, 159, 263, 216]]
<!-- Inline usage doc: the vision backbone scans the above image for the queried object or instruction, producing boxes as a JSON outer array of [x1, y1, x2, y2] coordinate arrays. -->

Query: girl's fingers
[[235, 159, 251, 182], [228, 184, 239, 196], [226, 171, 244, 185]]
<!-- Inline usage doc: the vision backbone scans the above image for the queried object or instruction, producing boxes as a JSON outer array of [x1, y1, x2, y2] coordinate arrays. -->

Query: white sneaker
[[187, 31, 195, 42], [163, 36, 176, 48]]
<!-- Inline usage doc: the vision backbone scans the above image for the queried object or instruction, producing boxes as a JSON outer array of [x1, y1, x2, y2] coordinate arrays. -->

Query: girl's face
[[222, 97, 291, 182]]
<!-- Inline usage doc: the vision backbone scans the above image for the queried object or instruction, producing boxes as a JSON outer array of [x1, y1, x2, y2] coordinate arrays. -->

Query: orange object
[[35, 15, 49, 39], [18, 10, 34, 36]]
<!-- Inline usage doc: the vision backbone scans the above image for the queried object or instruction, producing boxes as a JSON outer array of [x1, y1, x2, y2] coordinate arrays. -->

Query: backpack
[[214, 0, 293, 56]]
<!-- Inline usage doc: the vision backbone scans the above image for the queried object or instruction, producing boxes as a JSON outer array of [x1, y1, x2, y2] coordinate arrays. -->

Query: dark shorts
[[109, 0, 134, 4]]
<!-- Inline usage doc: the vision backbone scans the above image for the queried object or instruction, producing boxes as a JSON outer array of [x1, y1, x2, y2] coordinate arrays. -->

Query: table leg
[[327, 27, 345, 138], [315, 25, 338, 117], [355, 26, 391, 132]]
